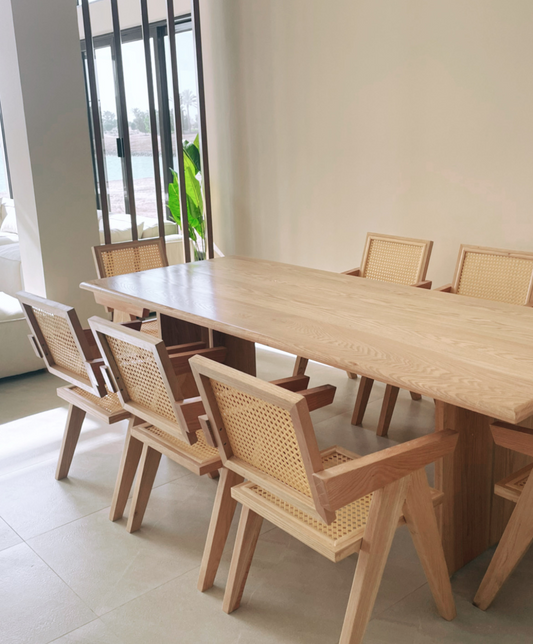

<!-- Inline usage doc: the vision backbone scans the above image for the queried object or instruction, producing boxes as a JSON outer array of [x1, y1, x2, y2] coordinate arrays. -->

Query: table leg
[[435, 401, 532, 573], [158, 313, 209, 346], [212, 331, 256, 376]]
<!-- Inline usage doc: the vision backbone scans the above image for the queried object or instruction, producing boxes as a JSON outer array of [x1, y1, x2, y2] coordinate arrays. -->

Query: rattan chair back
[[451, 245, 533, 305], [17, 291, 104, 395], [92, 238, 168, 279], [89, 316, 192, 443], [190, 355, 334, 523], [360, 233, 433, 285]]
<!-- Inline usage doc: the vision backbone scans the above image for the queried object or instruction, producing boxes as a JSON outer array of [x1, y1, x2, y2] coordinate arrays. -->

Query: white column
[[0, 0, 102, 323]]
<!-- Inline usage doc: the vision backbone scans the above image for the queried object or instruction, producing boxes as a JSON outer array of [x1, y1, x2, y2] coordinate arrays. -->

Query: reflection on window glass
[[165, 30, 200, 169], [95, 46, 126, 214], [0, 116, 10, 199], [122, 38, 163, 219]]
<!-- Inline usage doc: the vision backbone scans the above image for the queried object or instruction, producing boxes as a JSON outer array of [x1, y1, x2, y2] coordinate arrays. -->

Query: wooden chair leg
[[351, 376, 374, 426], [207, 470, 220, 480], [346, 372, 358, 380], [222, 506, 263, 614], [126, 444, 162, 533], [109, 426, 144, 522], [403, 469, 456, 620], [376, 385, 400, 437], [55, 404, 86, 480], [339, 477, 408, 644], [410, 391, 422, 401], [474, 470, 533, 610], [292, 356, 309, 377], [198, 468, 244, 592]]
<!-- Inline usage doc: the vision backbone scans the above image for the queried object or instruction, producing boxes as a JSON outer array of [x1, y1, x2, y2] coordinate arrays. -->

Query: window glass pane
[[122, 37, 163, 221], [95, 45, 126, 214]]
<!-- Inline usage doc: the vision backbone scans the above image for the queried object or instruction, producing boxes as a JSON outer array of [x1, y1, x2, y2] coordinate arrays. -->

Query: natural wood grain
[[55, 405, 86, 481], [198, 468, 244, 592], [351, 376, 374, 426], [376, 385, 400, 437], [313, 430, 458, 512], [81, 256, 533, 423], [127, 444, 162, 533]]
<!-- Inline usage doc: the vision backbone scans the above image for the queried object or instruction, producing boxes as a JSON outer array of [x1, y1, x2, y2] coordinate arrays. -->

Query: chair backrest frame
[[17, 291, 105, 396], [92, 238, 169, 280], [450, 244, 533, 305], [190, 355, 335, 523], [359, 232, 433, 286], [89, 316, 196, 444]]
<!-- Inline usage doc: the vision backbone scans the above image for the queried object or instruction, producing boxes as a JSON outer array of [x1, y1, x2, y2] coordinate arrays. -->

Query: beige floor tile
[[0, 417, 186, 540], [0, 516, 21, 552], [48, 619, 125, 644], [0, 543, 95, 644], [28, 472, 224, 616]]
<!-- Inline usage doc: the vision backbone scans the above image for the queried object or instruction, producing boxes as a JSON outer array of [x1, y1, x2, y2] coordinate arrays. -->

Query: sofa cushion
[[97, 211, 144, 244], [0, 292, 43, 379], [0, 210, 17, 235], [0, 243, 23, 297], [0, 232, 18, 246], [0, 197, 15, 226], [140, 217, 178, 239]]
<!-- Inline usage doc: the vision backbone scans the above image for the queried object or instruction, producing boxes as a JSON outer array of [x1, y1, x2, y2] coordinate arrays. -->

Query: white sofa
[[0, 198, 186, 378], [0, 199, 186, 297]]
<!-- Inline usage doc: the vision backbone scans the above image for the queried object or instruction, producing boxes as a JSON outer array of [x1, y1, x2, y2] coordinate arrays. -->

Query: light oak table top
[[81, 256, 533, 424]]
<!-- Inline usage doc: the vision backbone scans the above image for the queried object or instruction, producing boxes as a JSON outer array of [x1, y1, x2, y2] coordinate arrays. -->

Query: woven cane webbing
[[106, 336, 179, 424], [210, 380, 312, 496], [33, 308, 88, 379], [99, 243, 164, 278], [249, 486, 372, 540], [363, 238, 424, 285], [457, 251, 533, 305], [70, 387, 123, 414], [144, 425, 218, 462], [141, 319, 160, 337]]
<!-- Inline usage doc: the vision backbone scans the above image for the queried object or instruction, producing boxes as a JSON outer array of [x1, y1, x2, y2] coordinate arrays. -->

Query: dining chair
[[89, 317, 337, 534], [474, 421, 533, 610], [92, 238, 169, 333], [294, 233, 433, 438], [191, 356, 457, 644], [436, 244, 533, 305], [17, 291, 130, 480]]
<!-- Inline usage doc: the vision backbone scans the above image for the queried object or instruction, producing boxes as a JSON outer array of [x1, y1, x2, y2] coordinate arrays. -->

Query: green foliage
[[102, 111, 117, 133], [129, 108, 150, 134], [168, 135, 205, 250]]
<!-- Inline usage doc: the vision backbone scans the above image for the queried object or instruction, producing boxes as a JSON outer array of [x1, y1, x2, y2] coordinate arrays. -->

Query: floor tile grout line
[[44, 617, 103, 644]]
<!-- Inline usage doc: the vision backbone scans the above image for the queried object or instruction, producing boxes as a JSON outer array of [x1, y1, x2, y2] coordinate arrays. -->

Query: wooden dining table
[[81, 255, 533, 574]]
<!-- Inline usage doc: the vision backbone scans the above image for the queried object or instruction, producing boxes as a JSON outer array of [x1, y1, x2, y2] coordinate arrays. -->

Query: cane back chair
[[17, 292, 130, 480], [191, 356, 457, 644], [436, 245, 533, 305], [474, 422, 533, 610], [92, 238, 169, 335], [296, 233, 433, 438]]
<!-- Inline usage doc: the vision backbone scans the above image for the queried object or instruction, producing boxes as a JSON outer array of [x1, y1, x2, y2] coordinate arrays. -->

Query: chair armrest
[[435, 284, 453, 293], [169, 346, 227, 376], [342, 267, 361, 277], [120, 320, 143, 331], [412, 280, 432, 289], [312, 429, 458, 511], [269, 375, 310, 391], [491, 421, 533, 457], [175, 397, 205, 434], [167, 341, 207, 355], [83, 328, 101, 360], [299, 385, 336, 411]]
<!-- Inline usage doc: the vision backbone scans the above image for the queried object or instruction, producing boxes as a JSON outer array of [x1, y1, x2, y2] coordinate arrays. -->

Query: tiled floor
[[1, 348, 532, 643]]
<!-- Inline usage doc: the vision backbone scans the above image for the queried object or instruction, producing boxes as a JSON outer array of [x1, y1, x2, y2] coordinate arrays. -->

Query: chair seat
[[141, 319, 159, 337], [56, 385, 130, 424], [494, 463, 533, 503], [232, 446, 444, 563], [132, 423, 222, 476]]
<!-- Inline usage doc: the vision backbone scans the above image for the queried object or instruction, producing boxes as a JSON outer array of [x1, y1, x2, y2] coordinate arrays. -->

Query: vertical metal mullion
[[110, 0, 138, 241], [81, 53, 101, 211], [140, 0, 165, 240], [191, 0, 214, 260], [166, 0, 191, 262], [81, 0, 111, 245], [154, 26, 174, 195]]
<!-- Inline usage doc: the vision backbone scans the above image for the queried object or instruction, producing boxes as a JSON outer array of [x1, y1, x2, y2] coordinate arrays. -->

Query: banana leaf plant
[[167, 135, 206, 260]]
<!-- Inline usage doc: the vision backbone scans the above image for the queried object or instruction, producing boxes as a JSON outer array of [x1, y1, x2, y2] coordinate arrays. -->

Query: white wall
[[200, 0, 533, 286]]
